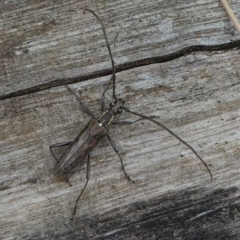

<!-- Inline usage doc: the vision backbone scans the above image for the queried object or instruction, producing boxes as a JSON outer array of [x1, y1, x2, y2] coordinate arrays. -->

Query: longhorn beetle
[[50, 8, 213, 219]]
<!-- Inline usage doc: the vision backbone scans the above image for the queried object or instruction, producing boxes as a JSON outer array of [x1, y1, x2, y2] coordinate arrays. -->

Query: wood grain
[[1, 0, 240, 239]]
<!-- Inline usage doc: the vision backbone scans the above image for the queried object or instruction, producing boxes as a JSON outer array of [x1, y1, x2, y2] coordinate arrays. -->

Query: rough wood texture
[[1, 0, 240, 239]]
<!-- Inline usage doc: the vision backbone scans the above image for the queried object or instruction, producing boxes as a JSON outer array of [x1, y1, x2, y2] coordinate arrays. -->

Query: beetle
[[50, 8, 212, 219]]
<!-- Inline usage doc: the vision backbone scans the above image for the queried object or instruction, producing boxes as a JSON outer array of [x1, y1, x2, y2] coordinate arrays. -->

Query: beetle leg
[[50, 141, 72, 162], [107, 134, 134, 183], [71, 154, 91, 220], [66, 85, 97, 119]]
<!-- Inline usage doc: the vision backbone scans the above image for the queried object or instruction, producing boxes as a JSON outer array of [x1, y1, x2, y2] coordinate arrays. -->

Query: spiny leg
[[50, 141, 73, 186], [123, 107, 213, 181], [113, 115, 160, 125], [107, 134, 134, 183], [50, 141, 72, 162], [71, 154, 91, 220], [101, 75, 113, 113], [66, 85, 97, 119]]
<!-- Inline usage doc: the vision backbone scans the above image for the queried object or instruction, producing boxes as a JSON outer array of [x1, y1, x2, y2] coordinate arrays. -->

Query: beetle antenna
[[84, 8, 117, 100], [123, 107, 213, 181]]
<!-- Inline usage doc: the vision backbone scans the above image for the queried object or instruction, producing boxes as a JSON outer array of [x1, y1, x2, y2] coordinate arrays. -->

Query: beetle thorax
[[98, 98, 125, 127]]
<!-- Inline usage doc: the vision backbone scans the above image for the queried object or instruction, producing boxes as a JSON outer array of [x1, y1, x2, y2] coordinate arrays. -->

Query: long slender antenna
[[84, 8, 117, 100], [123, 107, 213, 181]]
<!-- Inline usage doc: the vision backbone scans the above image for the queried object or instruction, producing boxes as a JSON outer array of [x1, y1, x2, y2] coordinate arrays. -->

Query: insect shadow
[[50, 8, 213, 220]]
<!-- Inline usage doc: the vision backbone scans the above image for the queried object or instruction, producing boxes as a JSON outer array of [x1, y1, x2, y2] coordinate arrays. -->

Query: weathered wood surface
[[1, 0, 240, 239]]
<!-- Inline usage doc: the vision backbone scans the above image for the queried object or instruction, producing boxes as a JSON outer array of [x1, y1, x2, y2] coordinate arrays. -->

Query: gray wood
[[1, 0, 240, 239]]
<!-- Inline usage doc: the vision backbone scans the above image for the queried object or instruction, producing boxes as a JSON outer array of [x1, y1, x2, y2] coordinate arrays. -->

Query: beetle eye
[[118, 98, 125, 105], [109, 101, 117, 107], [117, 107, 123, 113]]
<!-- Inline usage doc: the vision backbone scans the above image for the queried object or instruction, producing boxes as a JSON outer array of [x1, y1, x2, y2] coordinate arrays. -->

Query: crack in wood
[[0, 40, 240, 101]]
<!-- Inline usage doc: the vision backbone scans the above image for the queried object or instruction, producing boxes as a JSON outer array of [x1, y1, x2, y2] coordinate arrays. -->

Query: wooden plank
[[1, 0, 240, 239], [1, 0, 240, 94]]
